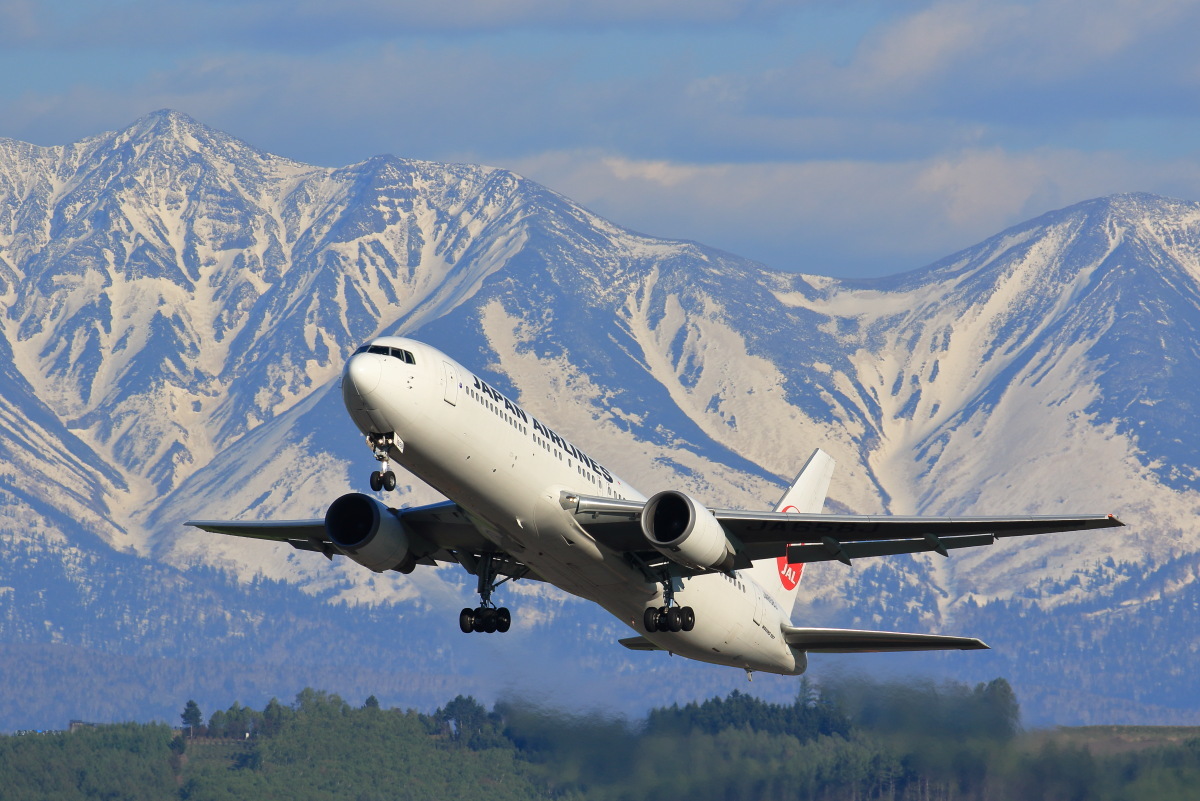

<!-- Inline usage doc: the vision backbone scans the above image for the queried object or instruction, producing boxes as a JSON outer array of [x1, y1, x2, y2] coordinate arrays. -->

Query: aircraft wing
[[781, 625, 987, 652], [564, 494, 1123, 568], [186, 500, 532, 576], [720, 510, 1124, 565]]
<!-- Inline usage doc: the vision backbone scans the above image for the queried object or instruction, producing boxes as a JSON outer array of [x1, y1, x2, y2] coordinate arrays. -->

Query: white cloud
[[3, 0, 813, 49], [509, 147, 1200, 275], [781, 0, 1200, 114], [5, 0, 1200, 277], [8, 0, 1200, 164], [852, 2, 1016, 95]]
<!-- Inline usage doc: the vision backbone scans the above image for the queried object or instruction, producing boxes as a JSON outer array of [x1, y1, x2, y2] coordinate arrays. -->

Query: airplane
[[188, 337, 1124, 677]]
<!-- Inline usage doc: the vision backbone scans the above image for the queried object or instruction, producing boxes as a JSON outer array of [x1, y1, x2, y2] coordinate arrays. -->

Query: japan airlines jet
[[189, 338, 1123, 676]]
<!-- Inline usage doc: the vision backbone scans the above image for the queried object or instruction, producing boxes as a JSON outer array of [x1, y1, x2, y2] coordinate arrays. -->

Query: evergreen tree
[[181, 699, 202, 737], [260, 697, 290, 736], [207, 709, 227, 739], [437, 695, 505, 750], [976, 677, 1021, 740]]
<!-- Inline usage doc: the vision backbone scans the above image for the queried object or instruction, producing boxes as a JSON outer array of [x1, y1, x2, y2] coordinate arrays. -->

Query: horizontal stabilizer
[[783, 625, 988, 653], [618, 636, 665, 652]]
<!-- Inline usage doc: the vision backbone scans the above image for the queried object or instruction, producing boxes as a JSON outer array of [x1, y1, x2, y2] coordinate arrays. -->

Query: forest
[[2, 677, 1198, 800]]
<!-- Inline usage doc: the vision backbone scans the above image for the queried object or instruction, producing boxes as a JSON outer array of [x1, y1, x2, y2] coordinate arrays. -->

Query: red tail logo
[[777, 556, 803, 591]]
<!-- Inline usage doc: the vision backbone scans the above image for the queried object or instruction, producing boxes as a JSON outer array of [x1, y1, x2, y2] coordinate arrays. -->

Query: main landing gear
[[643, 604, 696, 633], [642, 570, 696, 633], [458, 551, 513, 635], [459, 605, 511, 634], [367, 432, 398, 492]]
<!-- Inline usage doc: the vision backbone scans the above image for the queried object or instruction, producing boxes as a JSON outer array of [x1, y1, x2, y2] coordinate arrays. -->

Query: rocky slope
[[1, 112, 1197, 727]]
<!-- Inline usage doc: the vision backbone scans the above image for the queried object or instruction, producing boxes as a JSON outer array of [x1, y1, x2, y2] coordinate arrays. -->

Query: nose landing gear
[[369, 470, 396, 492], [366, 432, 400, 492]]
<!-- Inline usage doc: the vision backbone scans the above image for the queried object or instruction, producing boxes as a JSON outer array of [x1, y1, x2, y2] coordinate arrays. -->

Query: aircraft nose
[[345, 353, 382, 397]]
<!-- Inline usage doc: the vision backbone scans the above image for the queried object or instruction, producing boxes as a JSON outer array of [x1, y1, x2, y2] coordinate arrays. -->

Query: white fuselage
[[342, 337, 804, 675]]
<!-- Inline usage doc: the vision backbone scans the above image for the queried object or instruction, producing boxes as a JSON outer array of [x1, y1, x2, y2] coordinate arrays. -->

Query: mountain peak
[[113, 108, 207, 145], [88, 109, 272, 169], [1, 114, 1200, 726]]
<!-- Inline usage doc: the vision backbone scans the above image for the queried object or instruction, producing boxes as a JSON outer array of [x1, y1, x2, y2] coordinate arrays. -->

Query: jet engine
[[324, 493, 413, 573], [640, 491, 736, 571]]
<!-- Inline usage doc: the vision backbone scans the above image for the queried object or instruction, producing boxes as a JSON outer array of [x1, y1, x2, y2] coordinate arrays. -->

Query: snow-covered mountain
[[1, 111, 1197, 727]]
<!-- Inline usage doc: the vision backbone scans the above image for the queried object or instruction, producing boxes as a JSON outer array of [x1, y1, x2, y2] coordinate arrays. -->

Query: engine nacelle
[[324, 493, 413, 573], [640, 491, 736, 571]]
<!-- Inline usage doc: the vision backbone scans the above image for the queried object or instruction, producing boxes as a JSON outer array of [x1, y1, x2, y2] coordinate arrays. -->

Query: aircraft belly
[[391, 407, 636, 600], [530, 492, 645, 591], [625, 578, 801, 674]]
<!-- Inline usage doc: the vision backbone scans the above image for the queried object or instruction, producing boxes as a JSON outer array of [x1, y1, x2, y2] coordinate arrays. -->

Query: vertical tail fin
[[747, 448, 835, 613]]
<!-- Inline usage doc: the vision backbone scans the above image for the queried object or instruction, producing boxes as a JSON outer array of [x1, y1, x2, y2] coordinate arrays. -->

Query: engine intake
[[641, 491, 736, 571], [325, 493, 413, 573]]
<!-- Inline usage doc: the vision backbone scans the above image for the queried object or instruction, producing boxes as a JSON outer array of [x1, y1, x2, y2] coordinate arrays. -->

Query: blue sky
[[3, 0, 1200, 277]]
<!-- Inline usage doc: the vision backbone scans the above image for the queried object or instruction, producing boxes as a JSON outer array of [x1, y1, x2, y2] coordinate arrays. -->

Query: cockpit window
[[358, 344, 416, 364]]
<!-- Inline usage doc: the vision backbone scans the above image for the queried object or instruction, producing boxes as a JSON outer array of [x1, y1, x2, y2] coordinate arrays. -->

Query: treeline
[[2, 678, 1199, 800]]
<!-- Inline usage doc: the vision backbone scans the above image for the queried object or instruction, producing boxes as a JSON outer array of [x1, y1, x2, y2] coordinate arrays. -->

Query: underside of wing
[[185, 518, 333, 554], [562, 491, 1123, 569], [186, 519, 325, 541], [783, 625, 988, 653], [726, 511, 1124, 565], [186, 497, 539, 580]]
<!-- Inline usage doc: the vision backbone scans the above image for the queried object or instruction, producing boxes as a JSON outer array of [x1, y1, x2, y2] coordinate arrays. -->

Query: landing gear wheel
[[681, 606, 696, 632], [457, 553, 517, 635], [643, 607, 660, 633], [369, 471, 383, 492], [382, 471, 397, 491], [665, 607, 683, 632]]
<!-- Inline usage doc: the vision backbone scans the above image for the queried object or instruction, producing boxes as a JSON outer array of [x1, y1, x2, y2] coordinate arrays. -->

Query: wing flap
[[783, 532, 997, 565], [783, 626, 988, 653]]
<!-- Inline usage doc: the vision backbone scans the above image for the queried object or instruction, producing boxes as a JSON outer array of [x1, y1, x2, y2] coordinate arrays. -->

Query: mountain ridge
[[1, 112, 1198, 726]]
